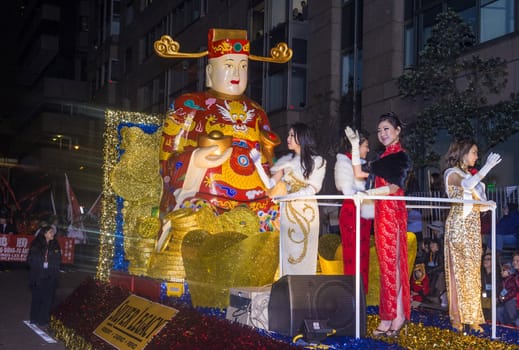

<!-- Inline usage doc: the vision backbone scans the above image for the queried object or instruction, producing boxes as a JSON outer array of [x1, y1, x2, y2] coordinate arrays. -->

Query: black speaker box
[[268, 275, 366, 337]]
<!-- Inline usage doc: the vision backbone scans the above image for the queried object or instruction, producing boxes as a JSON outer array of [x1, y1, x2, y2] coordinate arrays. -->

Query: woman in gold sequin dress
[[252, 122, 326, 276], [443, 138, 502, 333]]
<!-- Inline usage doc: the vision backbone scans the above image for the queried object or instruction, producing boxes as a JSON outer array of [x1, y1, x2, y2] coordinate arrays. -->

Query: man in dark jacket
[[27, 225, 61, 328], [496, 202, 519, 253]]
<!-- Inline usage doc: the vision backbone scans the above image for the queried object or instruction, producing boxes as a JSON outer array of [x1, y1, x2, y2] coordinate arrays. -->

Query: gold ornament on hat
[[154, 28, 292, 64]]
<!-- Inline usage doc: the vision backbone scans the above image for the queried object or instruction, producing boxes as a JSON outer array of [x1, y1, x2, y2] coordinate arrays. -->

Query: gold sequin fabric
[[444, 185, 485, 325]]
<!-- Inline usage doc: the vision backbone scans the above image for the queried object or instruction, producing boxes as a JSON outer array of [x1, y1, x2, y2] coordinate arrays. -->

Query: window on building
[[480, 0, 515, 42], [140, 80, 153, 110], [268, 69, 287, 111], [341, 50, 362, 96], [144, 0, 153, 10], [404, 23, 416, 67], [419, 5, 442, 48], [290, 67, 306, 109], [125, 0, 134, 26], [250, 1, 265, 52], [110, 59, 120, 83], [292, 0, 308, 21], [112, 0, 121, 35], [404, 0, 517, 66], [341, 0, 363, 126], [124, 47, 133, 73], [291, 38, 307, 64], [341, 1, 362, 94], [271, 0, 287, 29], [104, 61, 109, 85], [289, 37, 307, 110], [447, 0, 476, 34]]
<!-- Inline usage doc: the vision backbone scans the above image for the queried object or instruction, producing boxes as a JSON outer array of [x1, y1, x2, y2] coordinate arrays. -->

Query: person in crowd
[[443, 137, 502, 333], [252, 122, 326, 275], [429, 172, 444, 193], [27, 225, 62, 328], [495, 202, 519, 253], [481, 252, 503, 320], [334, 128, 373, 293], [407, 208, 423, 242], [497, 253, 519, 326], [33, 219, 50, 237], [301, 0, 308, 19], [346, 112, 413, 337], [49, 215, 66, 238], [0, 210, 18, 271], [0, 211, 18, 234], [292, 7, 303, 21], [427, 220, 444, 240], [426, 239, 445, 301], [415, 238, 430, 265], [411, 263, 430, 306]]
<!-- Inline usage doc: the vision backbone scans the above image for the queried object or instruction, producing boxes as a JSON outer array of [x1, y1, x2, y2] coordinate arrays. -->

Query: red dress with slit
[[374, 143, 411, 321]]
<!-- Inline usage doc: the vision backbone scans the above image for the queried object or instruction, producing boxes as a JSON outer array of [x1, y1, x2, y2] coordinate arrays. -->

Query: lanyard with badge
[[43, 248, 48, 269]]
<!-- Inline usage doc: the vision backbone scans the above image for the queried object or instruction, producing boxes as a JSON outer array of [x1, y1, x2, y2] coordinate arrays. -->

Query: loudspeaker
[[268, 275, 366, 337], [226, 286, 271, 330]]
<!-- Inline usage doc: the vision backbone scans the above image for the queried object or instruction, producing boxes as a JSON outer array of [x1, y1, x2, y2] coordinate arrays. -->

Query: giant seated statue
[[145, 28, 292, 307]]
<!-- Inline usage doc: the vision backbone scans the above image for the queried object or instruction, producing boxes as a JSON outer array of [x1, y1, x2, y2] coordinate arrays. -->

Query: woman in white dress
[[251, 122, 326, 275]]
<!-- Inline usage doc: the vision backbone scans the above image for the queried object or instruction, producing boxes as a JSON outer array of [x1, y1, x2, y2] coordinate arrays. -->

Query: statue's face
[[206, 54, 248, 95]]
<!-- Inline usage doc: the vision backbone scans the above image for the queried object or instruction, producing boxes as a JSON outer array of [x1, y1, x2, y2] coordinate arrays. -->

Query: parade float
[[48, 28, 519, 350]]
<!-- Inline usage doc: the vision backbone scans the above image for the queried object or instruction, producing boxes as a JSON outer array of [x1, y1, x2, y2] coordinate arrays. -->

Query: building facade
[[4, 0, 519, 212]]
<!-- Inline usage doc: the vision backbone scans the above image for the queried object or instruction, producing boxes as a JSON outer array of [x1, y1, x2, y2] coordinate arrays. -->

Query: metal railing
[[276, 193, 500, 339], [410, 185, 519, 239]]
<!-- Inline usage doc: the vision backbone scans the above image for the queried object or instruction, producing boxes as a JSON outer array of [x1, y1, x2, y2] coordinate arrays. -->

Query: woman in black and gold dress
[[443, 138, 501, 333]]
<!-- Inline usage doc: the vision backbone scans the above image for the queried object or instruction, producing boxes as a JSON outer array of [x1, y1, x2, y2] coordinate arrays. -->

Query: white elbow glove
[[250, 149, 275, 189], [479, 152, 502, 179], [283, 185, 316, 199], [366, 186, 392, 196], [345, 126, 361, 166], [461, 152, 502, 189], [354, 186, 391, 202]]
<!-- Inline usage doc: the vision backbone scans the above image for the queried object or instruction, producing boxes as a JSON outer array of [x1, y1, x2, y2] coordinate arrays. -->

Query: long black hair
[[290, 122, 324, 179]]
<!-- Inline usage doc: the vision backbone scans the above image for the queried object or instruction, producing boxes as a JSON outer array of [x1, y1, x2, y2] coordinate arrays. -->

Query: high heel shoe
[[372, 322, 391, 337], [469, 324, 484, 333], [372, 327, 389, 337], [451, 321, 463, 332], [386, 320, 409, 338]]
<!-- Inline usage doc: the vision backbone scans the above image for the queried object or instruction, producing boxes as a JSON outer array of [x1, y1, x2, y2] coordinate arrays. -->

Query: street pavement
[[0, 263, 94, 350]]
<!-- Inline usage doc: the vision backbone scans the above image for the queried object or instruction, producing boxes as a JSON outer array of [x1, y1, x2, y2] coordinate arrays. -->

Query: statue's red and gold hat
[[154, 28, 292, 63], [207, 29, 250, 58]]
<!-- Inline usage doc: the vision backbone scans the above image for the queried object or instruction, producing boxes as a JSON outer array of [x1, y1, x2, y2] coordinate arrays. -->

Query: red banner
[[0, 234, 75, 264]]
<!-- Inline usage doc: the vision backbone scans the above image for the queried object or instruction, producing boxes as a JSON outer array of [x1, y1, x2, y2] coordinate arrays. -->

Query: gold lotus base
[[182, 230, 280, 308]]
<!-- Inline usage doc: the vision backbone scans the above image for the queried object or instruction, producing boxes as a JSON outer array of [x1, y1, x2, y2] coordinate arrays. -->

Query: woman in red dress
[[346, 112, 412, 337]]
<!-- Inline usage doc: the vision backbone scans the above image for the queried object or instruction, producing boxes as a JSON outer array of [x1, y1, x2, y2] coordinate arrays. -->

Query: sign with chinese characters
[[94, 294, 178, 350], [0, 234, 75, 263]]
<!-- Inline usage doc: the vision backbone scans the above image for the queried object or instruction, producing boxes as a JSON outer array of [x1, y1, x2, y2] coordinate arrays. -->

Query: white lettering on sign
[[0, 237, 7, 247], [16, 237, 29, 248]]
